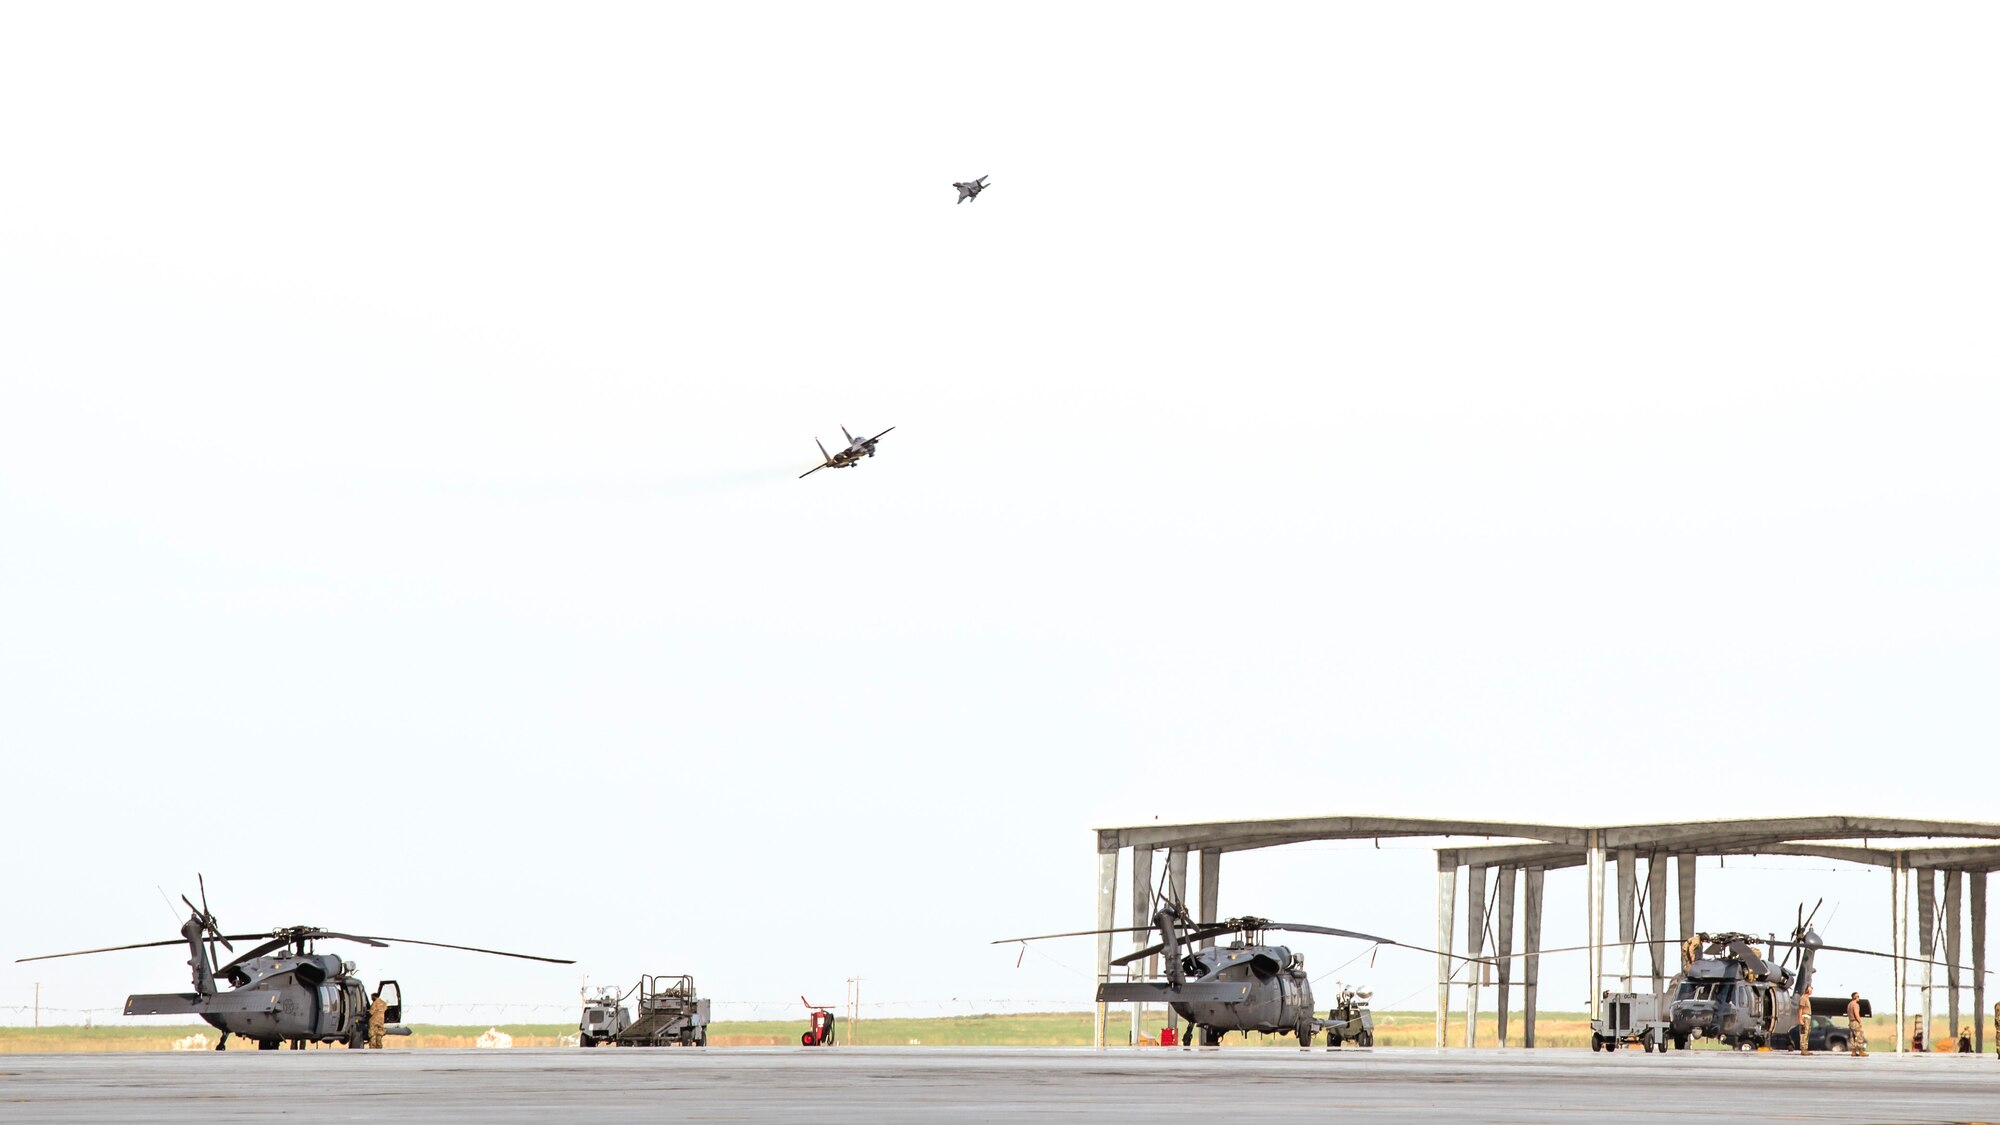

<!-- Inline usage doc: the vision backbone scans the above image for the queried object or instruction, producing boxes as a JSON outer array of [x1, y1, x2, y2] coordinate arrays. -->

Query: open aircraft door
[[375, 980, 402, 1024]]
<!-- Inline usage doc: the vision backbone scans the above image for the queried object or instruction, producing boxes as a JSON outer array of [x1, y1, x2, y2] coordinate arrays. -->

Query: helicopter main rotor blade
[[219, 936, 295, 970], [1111, 924, 1240, 967], [309, 931, 390, 948], [18, 938, 194, 962], [991, 926, 1160, 945], [1767, 938, 1991, 974], [1451, 938, 1993, 978], [1262, 922, 1398, 945], [351, 935, 574, 964], [16, 934, 268, 963], [216, 929, 393, 973]]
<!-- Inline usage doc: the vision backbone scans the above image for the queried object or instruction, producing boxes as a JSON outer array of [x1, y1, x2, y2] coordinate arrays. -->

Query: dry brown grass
[[0, 1012, 1928, 1053]]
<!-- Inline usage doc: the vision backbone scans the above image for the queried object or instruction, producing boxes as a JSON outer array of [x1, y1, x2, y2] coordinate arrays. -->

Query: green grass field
[[0, 1011, 1929, 1052]]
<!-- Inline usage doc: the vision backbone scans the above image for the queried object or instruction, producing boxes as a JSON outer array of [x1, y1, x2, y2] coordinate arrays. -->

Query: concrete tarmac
[[3, 1047, 1997, 1123]]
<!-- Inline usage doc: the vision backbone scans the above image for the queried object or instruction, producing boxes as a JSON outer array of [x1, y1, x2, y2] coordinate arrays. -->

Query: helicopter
[[999, 897, 1462, 1047], [1644, 899, 1980, 1051], [16, 878, 574, 1051], [1659, 900, 1884, 1050]]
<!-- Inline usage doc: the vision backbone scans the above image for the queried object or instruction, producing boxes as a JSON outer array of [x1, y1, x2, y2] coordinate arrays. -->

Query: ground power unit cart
[[1591, 992, 1670, 1053]]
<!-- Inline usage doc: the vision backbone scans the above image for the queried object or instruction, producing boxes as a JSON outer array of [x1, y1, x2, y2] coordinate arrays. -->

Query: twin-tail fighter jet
[[799, 426, 895, 478], [952, 176, 989, 204]]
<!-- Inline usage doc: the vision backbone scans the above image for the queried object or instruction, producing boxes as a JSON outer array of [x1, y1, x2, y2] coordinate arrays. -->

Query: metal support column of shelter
[[1522, 866, 1544, 1049], [1464, 864, 1487, 1049], [1920, 868, 1937, 1044], [1436, 851, 1458, 1050], [1093, 846, 1118, 1050], [1615, 848, 1637, 992], [1197, 850, 1221, 949], [1646, 854, 1669, 993], [1892, 853, 1907, 1054], [1129, 846, 1153, 1048], [1973, 872, 1987, 1056], [1495, 867, 1517, 1048], [1587, 832, 1605, 1021], [1946, 869, 1963, 1045], [1676, 853, 1696, 959]]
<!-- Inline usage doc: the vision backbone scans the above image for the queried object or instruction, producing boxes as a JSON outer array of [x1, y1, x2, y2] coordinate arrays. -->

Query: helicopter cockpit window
[[1676, 980, 1747, 1004]]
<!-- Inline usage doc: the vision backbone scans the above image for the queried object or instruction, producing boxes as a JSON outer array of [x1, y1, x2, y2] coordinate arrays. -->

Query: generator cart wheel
[[1328, 1030, 1343, 1048], [1357, 1031, 1372, 1047], [1643, 1037, 1654, 1053], [1590, 1033, 1603, 1052]]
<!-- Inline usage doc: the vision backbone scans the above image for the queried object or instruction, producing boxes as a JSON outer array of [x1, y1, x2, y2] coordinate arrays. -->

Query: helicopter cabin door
[[376, 981, 402, 1024]]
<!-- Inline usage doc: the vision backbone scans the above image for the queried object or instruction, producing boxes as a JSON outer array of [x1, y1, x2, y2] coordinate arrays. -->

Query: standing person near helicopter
[[368, 993, 387, 1049], [1797, 988, 1813, 1054], [1846, 993, 1868, 1056]]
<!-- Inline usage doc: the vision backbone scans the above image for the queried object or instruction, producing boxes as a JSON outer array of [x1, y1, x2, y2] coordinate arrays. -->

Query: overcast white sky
[[3, 1, 1998, 1028]]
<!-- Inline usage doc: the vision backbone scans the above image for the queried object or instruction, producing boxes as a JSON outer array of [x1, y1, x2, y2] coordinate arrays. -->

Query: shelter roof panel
[[1101, 815, 2000, 862], [1101, 816, 1585, 853], [1599, 816, 2000, 849]]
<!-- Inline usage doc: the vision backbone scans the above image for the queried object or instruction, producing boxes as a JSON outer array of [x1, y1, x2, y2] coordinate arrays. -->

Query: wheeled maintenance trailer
[[1591, 992, 1670, 1053], [579, 975, 710, 1047], [1322, 985, 1375, 1047]]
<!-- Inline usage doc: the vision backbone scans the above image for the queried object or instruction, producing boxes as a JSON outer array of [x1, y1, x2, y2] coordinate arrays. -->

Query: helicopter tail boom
[[125, 989, 282, 1016], [1097, 981, 1254, 1004]]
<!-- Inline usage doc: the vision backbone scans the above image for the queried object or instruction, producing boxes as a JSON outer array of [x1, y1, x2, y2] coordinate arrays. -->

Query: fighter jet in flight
[[799, 426, 895, 478], [952, 176, 989, 204]]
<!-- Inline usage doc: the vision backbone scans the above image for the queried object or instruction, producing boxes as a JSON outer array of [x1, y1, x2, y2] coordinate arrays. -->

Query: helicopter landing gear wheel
[[1201, 1027, 1223, 1047], [1297, 1023, 1313, 1049], [1674, 1032, 1689, 1051], [1328, 1030, 1343, 1048], [257, 1039, 278, 1051]]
